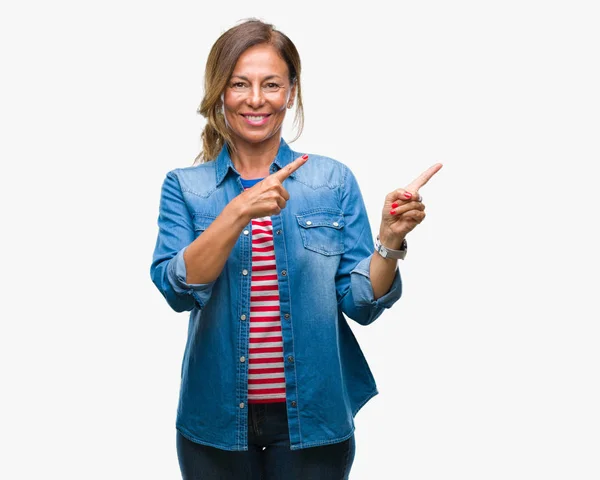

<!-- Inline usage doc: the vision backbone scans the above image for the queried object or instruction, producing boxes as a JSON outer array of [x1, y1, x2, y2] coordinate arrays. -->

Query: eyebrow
[[230, 74, 283, 81]]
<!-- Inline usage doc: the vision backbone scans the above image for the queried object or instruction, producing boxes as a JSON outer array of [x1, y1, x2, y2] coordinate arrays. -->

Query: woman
[[150, 18, 441, 480]]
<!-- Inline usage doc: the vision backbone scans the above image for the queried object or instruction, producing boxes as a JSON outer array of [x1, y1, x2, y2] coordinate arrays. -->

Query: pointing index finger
[[272, 154, 309, 181], [405, 163, 443, 193]]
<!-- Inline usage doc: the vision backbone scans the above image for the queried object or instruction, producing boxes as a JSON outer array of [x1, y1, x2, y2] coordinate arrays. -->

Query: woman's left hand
[[378, 163, 443, 249]]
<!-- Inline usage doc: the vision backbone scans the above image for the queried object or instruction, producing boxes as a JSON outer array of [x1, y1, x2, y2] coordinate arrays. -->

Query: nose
[[245, 84, 265, 109]]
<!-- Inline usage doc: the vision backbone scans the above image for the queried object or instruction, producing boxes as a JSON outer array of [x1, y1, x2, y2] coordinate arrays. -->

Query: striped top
[[241, 178, 286, 404]]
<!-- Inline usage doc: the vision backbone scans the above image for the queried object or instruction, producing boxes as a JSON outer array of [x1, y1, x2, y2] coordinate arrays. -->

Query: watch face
[[376, 239, 385, 253]]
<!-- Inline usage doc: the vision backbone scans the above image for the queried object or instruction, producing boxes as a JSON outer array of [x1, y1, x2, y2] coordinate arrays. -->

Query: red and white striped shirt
[[247, 215, 286, 404]]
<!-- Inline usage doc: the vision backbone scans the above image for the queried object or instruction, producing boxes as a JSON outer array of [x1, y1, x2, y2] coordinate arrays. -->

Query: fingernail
[[403, 192, 412, 199], [390, 209, 396, 215], [302, 154, 308, 160], [391, 202, 399, 208]]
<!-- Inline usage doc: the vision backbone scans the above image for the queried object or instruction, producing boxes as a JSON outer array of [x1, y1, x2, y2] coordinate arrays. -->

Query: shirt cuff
[[167, 247, 215, 309], [350, 254, 402, 308]]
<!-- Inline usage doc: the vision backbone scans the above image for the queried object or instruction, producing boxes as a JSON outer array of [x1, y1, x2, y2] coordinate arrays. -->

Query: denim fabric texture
[[177, 402, 355, 479], [150, 139, 402, 451]]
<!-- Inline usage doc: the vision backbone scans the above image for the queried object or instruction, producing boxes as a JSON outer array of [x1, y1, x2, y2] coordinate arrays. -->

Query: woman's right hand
[[234, 154, 308, 220]]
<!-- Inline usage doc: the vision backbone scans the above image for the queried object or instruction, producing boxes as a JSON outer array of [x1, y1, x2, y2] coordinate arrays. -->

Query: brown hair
[[194, 18, 304, 164]]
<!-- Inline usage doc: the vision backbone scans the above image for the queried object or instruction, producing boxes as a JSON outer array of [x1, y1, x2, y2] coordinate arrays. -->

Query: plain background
[[1, 0, 599, 478]]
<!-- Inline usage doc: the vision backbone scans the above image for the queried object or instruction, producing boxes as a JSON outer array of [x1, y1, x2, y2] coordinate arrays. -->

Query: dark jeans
[[177, 402, 355, 479]]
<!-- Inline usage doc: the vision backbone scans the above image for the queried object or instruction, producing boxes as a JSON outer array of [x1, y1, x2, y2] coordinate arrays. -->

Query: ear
[[287, 81, 297, 108]]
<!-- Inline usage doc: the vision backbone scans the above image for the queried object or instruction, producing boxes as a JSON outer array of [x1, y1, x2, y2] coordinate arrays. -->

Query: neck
[[230, 135, 281, 179]]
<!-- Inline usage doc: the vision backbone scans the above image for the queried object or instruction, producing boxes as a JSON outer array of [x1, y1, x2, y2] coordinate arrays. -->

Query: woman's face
[[223, 43, 295, 150]]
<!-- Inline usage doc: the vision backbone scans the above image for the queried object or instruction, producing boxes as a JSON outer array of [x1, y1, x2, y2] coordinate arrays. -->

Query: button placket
[[237, 218, 251, 443]]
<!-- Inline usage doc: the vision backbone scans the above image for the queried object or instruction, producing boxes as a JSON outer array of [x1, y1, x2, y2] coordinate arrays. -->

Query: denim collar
[[215, 138, 296, 187]]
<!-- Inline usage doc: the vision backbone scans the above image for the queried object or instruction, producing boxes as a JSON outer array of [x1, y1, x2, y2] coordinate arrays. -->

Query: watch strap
[[375, 235, 407, 260]]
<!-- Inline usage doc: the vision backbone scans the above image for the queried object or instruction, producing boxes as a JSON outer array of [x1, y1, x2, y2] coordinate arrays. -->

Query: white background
[[1, 0, 599, 478]]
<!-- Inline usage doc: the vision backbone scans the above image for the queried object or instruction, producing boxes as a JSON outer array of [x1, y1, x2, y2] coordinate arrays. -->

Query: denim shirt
[[150, 139, 402, 451]]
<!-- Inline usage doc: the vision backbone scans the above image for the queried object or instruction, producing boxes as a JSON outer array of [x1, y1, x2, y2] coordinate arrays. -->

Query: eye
[[230, 81, 249, 90], [263, 82, 282, 92]]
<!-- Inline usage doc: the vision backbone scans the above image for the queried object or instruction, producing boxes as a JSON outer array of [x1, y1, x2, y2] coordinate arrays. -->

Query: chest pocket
[[192, 213, 217, 238], [296, 209, 345, 256]]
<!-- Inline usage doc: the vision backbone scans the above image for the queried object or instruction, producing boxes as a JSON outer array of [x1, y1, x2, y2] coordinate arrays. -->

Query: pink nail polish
[[302, 154, 308, 160], [404, 192, 412, 199], [390, 209, 396, 215], [391, 202, 399, 208]]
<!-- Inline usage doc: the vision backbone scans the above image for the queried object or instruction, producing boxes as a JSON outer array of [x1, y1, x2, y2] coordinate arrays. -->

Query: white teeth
[[246, 115, 266, 122]]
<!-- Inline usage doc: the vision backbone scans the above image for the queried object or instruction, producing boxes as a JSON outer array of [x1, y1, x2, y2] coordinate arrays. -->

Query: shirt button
[[287, 355, 294, 363], [240, 356, 246, 363], [243, 229, 249, 235], [281, 270, 287, 276], [239, 402, 245, 409], [276, 230, 282, 235], [284, 313, 290, 320], [306, 220, 312, 226], [333, 222, 339, 227], [240, 314, 247, 321], [242, 269, 248, 276], [291, 400, 297, 407]]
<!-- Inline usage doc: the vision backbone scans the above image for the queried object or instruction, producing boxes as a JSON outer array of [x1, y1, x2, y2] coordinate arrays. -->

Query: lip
[[241, 113, 271, 126]]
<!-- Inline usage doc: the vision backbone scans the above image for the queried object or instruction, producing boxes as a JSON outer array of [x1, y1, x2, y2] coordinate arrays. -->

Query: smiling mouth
[[241, 114, 271, 125]]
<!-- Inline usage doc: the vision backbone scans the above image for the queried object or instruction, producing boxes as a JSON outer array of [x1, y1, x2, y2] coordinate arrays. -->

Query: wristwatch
[[375, 235, 408, 260]]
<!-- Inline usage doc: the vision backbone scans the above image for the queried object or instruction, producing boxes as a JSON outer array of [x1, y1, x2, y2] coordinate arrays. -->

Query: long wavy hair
[[194, 19, 304, 164]]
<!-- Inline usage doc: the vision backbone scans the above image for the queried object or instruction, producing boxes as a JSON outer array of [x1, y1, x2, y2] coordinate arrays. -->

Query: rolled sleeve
[[350, 254, 402, 309], [168, 246, 215, 309]]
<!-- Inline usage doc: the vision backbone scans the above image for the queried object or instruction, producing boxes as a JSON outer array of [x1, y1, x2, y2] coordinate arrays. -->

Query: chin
[[235, 129, 279, 145]]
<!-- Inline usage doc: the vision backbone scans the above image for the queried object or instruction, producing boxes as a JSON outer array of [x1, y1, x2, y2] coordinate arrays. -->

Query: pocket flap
[[192, 213, 217, 232], [296, 210, 345, 229]]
